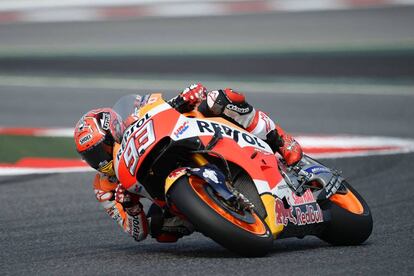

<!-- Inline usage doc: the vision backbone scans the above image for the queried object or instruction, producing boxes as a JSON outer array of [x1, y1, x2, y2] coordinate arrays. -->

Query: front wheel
[[168, 176, 273, 257], [318, 181, 373, 245]]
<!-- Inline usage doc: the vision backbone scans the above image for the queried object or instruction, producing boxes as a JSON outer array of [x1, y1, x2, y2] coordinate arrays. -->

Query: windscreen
[[112, 94, 143, 123]]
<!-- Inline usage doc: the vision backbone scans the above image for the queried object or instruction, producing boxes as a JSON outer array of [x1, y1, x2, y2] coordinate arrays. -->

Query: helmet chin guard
[[74, 108, 125, 175]]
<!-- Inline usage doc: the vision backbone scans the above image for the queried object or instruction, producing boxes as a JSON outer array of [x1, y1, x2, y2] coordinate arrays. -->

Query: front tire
[[168, 176, 273, 257], [318, 182, 373, 245]]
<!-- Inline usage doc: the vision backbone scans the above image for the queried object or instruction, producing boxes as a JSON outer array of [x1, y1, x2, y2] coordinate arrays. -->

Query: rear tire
[[168, 176, 273, 257], [318, 182, 373, 245]]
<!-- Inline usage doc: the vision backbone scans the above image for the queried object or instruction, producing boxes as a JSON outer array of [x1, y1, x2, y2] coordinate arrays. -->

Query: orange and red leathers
[[93, 173, 149, 241]]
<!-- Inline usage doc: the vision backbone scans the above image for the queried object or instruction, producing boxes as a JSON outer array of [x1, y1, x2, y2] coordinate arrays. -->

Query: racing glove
[[115, 183, 142, 214], [170, 83, 207, 113]]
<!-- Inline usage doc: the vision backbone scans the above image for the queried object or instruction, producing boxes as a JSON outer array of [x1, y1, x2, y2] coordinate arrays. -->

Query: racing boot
[[266, 126, 303, 166], [147, 204, 194, 243], [245, 109, 303, 166]]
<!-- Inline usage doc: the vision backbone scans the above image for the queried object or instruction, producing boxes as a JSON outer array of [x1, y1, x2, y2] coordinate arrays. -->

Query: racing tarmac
[[1, 84, 413, 275], [1, 6, 414, 275]]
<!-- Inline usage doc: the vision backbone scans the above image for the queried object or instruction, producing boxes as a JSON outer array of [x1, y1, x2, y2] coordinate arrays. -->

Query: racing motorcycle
[[113, 94, 373, 257]]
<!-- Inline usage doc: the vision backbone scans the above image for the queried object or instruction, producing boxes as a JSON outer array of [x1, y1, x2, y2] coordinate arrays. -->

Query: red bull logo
[[275, 197, 323, 226], [275, 198, 297, 226], [295, 205, 323, 226]]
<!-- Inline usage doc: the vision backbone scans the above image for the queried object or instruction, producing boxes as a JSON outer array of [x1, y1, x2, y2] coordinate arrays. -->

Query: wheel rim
[[188, 176, 268, 235]]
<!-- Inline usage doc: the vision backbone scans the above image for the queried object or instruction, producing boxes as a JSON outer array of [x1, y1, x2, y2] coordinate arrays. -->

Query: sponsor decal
[[174, 121, 189, 138], [226, 104, 250, 114], [289, 189, 316, 206], [275, 198, 297, 226], [77, 116, 86, 130], [275, 197, 323, 226], [207, 90, 220, 108], [305, 165, 331, 175], [101, 112, 110, 130], [259, 111, 272, 133], [295, 205, 323, 226], [94, 190, 113, 202], [106, 206, 120, 222], [118, 119, 156, 175], [203, 169, 219, 183], [168, 167, 187, 179], [325, 178, 342, 198], [135, 95, 147, 115], [79, 134, 92, 145], [196, 120, 267, 149], [98, 160, 114, 176]]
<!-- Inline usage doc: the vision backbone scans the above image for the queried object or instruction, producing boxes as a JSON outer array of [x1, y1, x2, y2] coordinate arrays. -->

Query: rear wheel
[[318, 182, 373, 245], [168, 176, 273, 257]]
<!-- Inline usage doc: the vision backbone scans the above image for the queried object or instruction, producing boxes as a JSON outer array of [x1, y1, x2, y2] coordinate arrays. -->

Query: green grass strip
[[0, 135, 79, 163]]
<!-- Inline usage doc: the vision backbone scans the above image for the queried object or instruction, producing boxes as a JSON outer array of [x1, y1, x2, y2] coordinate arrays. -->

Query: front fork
[[165, 153, 284, 240], [192, 153, 209, 166], [191, 153, 284, 239]]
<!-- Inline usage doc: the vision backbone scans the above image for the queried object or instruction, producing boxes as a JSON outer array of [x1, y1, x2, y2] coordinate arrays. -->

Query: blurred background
[[1, 0, 413, 164], [1, 0, 414, 162], [1, 1, 414, 275]]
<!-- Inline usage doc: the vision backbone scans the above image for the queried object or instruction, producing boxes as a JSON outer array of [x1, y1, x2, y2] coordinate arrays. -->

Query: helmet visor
[[80, 139, 114, 175]]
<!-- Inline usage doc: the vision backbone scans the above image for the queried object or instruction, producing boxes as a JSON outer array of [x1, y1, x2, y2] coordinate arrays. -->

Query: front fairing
[[114, 95, 182, 188], [170, 114, 280, 189]]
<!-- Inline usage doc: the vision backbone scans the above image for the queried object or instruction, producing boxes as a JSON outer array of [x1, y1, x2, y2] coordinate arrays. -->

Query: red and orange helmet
[[74, 108, 125, 176]]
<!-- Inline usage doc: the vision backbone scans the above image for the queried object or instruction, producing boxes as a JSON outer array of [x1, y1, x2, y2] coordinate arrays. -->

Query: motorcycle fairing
[[115, 102, 181, 188], [114, 94, 328, 239]]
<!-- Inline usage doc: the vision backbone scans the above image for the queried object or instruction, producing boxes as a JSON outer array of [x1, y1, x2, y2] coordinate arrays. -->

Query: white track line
[[1, 132, 414, 175], [0, 75, 413, 96], [0, 167, 93, 176]]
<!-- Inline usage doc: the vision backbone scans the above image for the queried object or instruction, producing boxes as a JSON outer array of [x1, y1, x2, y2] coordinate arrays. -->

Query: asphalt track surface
[[1, 84, 414, 275]]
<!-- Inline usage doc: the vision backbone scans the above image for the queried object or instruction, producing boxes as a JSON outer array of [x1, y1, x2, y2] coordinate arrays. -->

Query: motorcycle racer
[[74, 83, 303, 244], [170, 83, 303, 166]]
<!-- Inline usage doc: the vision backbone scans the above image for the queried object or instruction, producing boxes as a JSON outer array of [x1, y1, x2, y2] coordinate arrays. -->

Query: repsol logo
[[196, 120, 266, 149]]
